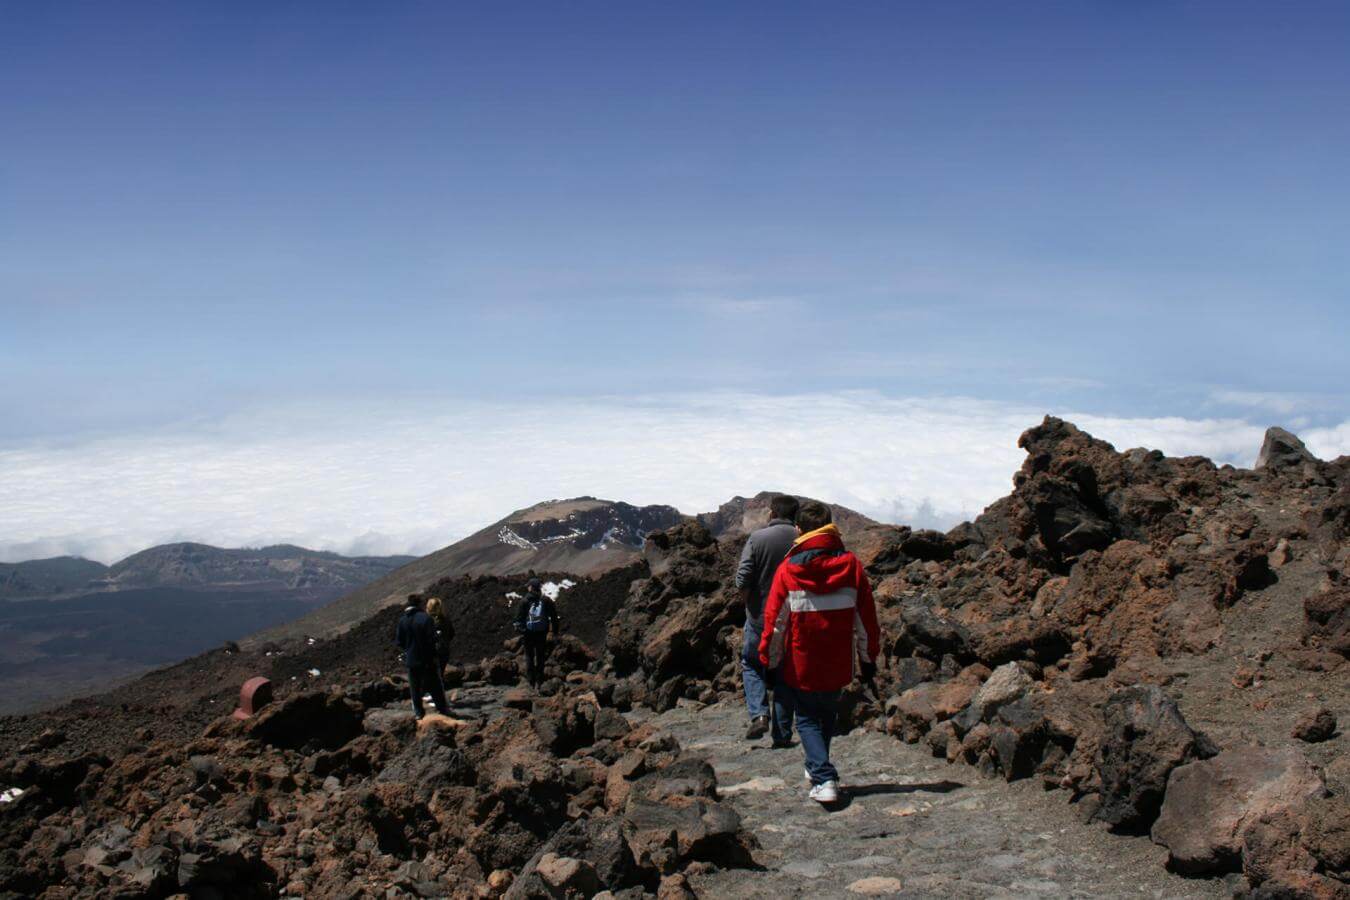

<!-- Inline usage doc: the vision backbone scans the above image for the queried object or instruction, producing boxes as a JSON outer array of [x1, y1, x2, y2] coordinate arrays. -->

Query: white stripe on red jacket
[[757, 524, 880, 692]]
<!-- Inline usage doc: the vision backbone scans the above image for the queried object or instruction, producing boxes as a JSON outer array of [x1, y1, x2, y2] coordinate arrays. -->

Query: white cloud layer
[[3, 392, 1346, 565]]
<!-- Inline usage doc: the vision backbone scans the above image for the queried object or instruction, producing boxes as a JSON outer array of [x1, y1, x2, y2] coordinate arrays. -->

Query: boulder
[[1304, 588, 1350, 658], [375, 741, 474, 802], [1255, 427, 1317, 471], [968, 663, 1032, 720], [1304, 796, 1350, 876], [622, 794, 751, 875], [892, 598, 972, 661], [1152, 745, 1328, 874], [1292, 708, 1338, 744], [534, 853, 602, 899], [246, 691, 363, 753], [1093, 686, 1216, 833]]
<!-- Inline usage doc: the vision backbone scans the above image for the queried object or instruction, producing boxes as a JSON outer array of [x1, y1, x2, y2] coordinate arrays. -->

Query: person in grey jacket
[[734, 494, 799, 742]]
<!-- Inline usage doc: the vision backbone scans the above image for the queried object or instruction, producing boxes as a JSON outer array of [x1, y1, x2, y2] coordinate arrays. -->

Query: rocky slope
[[254, 500, 685, 645], [1, 419, 1345, 898]]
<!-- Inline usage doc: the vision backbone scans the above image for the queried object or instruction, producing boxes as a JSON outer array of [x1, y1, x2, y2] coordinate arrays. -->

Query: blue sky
[[2, 3, 1348, 560]]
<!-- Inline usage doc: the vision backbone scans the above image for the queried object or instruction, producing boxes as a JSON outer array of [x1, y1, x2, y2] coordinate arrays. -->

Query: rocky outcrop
[[1256, 427, 1318, 471], [0, 678, 758, 898]]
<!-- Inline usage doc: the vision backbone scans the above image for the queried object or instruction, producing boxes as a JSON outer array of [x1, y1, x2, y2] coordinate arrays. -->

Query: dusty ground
[[645, 699, 1234, 899]]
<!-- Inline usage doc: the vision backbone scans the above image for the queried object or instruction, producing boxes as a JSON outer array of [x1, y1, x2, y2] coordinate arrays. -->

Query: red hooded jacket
[[757, 525, 881, 692]]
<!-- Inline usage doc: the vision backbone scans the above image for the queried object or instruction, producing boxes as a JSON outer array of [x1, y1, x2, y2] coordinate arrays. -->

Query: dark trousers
[[408, 662, 450, 718], [522, 632, 549, 686]]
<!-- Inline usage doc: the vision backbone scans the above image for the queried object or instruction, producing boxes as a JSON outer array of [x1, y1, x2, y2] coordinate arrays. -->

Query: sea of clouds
[[3, 391, 1347, 564]]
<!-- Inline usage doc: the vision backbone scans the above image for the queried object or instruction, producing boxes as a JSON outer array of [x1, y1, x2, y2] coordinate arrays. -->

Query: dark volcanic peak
[[0, 556, 108, 599], [253, 498, 689, 644], [698, 491, 878, 539], [103, 542, 415, 592], [497, 497, 683, 552]]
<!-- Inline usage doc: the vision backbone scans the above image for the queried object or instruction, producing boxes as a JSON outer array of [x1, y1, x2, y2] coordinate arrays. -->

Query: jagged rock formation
[[2, 417, 1346, 898], [601, 417, 1349, 897]]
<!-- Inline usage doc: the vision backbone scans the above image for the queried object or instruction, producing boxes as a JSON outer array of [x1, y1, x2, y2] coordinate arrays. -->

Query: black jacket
[[395, 607, 439, 668], [514, 593, 560, 636], [432, 614, 454, 664]]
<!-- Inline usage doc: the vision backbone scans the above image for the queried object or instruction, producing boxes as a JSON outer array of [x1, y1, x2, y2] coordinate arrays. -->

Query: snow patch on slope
[[497, 527, 536, 550], [541, 579, 575, 601]]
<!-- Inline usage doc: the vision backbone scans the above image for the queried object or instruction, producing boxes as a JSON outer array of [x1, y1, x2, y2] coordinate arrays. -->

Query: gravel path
[[647, 699, 1233, 900]]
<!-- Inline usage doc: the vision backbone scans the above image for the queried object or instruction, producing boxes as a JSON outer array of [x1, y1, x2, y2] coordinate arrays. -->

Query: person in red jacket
[[759, 500, 880, 803]]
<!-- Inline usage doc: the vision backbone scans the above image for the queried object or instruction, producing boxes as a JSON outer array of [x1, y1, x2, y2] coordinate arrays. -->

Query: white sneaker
[[804, 768, 812, 783], [808, 780, 839, 803]]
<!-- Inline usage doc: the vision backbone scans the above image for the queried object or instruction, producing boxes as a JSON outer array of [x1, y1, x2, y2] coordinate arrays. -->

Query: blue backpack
[[525, 598, 549, 633]]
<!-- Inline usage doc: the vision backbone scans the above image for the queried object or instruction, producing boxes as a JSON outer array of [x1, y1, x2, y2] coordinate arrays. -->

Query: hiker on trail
[[759, 500, 880, 804], [734, 494, 799, 744], [395, 593, 451, 719], [425, 596, 456, 676], [513, 578, 560, 689]]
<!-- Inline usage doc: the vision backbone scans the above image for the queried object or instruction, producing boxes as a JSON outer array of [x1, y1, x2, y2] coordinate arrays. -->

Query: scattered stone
[[1291, 708, 1337, 743], [847, 875, 905, 895], [503, 687, 534, 710], [656, 872, 697, 899], [720, 776, 786, 795], [535, 852, 602, 897]]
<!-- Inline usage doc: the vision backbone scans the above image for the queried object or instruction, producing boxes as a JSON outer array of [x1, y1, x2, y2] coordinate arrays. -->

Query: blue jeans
[[774, 683, 840, 784], [741, 614, 793, 743]]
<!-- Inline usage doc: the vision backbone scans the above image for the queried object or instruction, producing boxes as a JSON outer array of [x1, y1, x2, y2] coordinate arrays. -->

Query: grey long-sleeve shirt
[[734, 518, 798, 621]]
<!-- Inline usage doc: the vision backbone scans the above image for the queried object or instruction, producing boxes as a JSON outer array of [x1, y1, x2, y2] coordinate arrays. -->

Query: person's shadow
[[821, 778, 964, 812]]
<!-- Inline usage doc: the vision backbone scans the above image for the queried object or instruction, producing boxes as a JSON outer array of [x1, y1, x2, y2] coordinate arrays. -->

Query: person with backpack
[[513, 578, 560, 688], [395, 593, 451, 719], [425, 595, 456, 675], [734, 493, 800, 743], [758, 500, 881, 804]]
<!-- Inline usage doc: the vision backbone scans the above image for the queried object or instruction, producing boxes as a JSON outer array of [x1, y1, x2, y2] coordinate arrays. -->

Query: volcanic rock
[[1292, 708, 1338, 744], [1255, 427, 1317, 471], [1152, 745, 1327, 874], [1093, 686, 1217, 833]]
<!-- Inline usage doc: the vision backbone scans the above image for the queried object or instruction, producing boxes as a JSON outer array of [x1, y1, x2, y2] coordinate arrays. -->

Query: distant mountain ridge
[[0, 543, 415, 714], [0, 557, 109, 599], [0, 543, 416, 600]]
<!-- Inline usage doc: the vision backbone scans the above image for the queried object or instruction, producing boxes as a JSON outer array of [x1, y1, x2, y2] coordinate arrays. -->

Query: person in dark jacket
[[513, 578, 560, 688], [425, 596, 455, 674], [395, 593, 451, 718], [734, 494, 799, 743]]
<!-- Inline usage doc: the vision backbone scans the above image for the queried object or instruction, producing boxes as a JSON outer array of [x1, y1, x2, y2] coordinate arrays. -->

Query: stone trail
[[642, 699, 1231, 900]]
